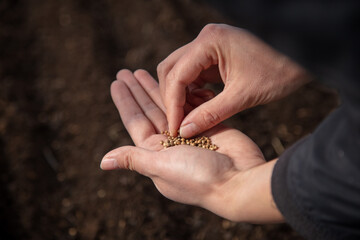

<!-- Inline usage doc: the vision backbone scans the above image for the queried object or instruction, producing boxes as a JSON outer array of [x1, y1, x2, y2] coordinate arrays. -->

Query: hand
[[101, 69, 283, 223], [157, 24, 311, 137]]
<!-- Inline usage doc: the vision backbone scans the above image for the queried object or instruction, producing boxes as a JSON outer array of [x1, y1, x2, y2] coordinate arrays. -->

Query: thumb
[[179, 90, 237, 138], [100, 146, 158, 177]]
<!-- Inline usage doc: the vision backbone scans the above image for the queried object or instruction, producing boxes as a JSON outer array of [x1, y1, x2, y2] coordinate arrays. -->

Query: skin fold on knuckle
[[122, 149, 135, 171], [201, 23, 221, 38], [199, 24, 228, 45], [199, 108, 222, 128]]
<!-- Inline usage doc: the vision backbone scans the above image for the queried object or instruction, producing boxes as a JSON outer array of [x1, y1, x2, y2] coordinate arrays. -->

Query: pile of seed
[[160, 131, 218, 151]]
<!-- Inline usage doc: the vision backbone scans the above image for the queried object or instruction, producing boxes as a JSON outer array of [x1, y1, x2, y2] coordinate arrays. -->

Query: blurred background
[[0, 0, 338, 239]]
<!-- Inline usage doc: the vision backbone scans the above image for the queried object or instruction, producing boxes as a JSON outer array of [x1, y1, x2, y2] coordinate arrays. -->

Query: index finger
[[157, 43, 190, 106], [165, 43, 217, 136]]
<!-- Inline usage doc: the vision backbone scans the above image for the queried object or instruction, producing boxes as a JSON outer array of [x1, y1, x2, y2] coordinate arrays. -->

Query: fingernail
[[180, 122, 199, 138], [100, 158, 116, 170]]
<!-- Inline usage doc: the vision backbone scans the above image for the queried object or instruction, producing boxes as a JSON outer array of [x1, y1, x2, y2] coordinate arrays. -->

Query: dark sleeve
[[271, 101, 360, 240]]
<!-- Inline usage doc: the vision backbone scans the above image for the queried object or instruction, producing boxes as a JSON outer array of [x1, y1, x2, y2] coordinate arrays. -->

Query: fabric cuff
[[271, 136, 335, 240]]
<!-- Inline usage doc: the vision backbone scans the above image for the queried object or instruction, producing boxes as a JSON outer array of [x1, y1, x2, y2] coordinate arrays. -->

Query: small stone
[[68, 228, 77, 237], [118, 219, 126, 228], [97, 189, 106, 198], [62, 198, 71, 207]]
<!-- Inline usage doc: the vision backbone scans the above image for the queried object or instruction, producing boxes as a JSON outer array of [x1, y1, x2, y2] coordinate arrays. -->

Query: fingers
[[132, 69, 196, 117], [127, 69, 196, 132], [111, 79, 155, 146], [180, 90, 236, 138], [101, 146, 159, 177], [190, 88, 215, 103], [163, 47, 217, 136], [133, 69, 166, 113], [198, 65, 222, 84], [157, 44, 190, 104], [157, 45, 190, 136], [165, 41, 218, 138], [157, 27, 220, 136], [117, 69, 168, 134]]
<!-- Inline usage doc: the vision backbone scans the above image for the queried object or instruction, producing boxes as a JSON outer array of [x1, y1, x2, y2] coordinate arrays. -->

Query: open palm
[[101, 69, 268, 220]]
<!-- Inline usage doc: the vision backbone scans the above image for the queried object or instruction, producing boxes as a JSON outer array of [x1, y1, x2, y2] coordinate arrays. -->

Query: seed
[[160, 131, 218, 151]]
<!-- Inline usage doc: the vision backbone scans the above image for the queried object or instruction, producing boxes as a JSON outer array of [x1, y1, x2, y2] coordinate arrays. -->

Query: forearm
[[204, 159, 284, 223]]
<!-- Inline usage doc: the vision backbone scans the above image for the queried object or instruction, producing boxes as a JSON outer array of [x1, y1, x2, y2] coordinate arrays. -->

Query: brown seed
[[160, 131, 218, 151]]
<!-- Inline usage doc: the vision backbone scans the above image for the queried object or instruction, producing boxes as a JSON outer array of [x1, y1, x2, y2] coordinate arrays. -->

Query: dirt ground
[[0, 0, 338, 239]]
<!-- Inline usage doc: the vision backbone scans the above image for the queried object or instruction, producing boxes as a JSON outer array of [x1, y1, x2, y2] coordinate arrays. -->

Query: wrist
[[278, 56, 313, 96], [204, 160, 284, 223]]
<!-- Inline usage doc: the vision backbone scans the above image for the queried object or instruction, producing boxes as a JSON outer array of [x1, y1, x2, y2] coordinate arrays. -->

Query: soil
[[0, 0, 338, 239]]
